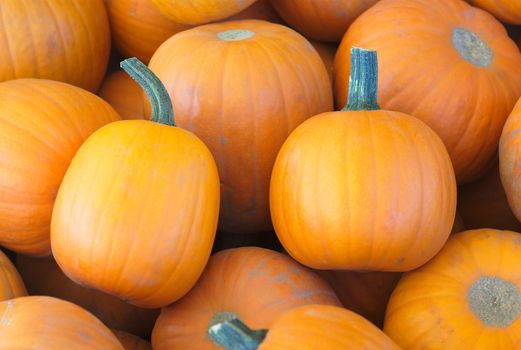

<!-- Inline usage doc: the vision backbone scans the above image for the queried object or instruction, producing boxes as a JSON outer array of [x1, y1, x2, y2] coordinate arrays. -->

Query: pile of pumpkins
[[2, 0, 521, 348]]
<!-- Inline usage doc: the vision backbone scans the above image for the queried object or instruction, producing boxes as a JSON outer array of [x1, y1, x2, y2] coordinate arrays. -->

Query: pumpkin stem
[[342, 47, 380, 111], [208, 317, 268, 350], [120, 57, 175, 126]]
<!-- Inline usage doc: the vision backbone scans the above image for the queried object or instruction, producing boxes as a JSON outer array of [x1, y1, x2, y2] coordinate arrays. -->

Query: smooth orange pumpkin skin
[[467, 0, 521, 24], [51, 120, 220, 308], [0, 79, 120, 256], [0, 250, 26, 301], [385, 229, 521, 348], [335, 0, 521, 184], [0, 296, 123, 349], [0, 0, 110, 92], [151, 247, 341, 350], [148, 20, 332, 234], [99, 71, 144, 120], [151, 0, 258, 25], [112, 330, 152, 350], [226, 0, 283, 23], [270, 0, 380, 42], [270, 110, 457, 271], [16, 255, 158, 338], [259, 304, 401, 350]]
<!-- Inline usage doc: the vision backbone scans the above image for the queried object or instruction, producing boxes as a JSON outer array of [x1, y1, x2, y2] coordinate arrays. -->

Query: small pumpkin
[[335, 0, 521, 183], [0, 249, 26, 301], [270, 47, 456, 271], [0, 296, 123, 349], [148, 19, 332, 234], [151, 247, 341, 350], [226, 0, 283, 23], [112, 330, 152, 350], [51, 59, 220, 308], [0, 79, 120, 256], [99, 70, 145, 120], [0, 0, 110, 92], [466, 0, 521, 24], [309, 40, 337, 86], [385, 229, 521, 348]]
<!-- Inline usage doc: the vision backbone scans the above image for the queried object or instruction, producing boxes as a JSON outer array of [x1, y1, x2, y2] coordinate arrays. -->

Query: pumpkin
[[466, 0, 521, 24], [335, 0, 521, 184], [0, 296, 123, 349], [452, 211, 466, 234], [16, 255, 158, 338], [385, 229, 521, 348], [150, 0, 258, 25], [208, 304, 400, 349], [0, 0, 110, 92], [99, 71, 145, 120], [317, 271, 401, 328], [0, 249, 26, 301], [107, 0, 192, 64], [309, 40, 337, 85], [112, 330, 152, 350], [148, 19, 332, 234], [270, 47, 456, 271], [51, 59, 220, 308], [0, 79, 120, 256], [270, 0, 380, 42], [151, 246, 341, 350], [226, 0, 283, 23]]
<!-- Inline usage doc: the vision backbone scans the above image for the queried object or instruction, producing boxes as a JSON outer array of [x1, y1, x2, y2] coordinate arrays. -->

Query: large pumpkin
[[151, 247, 341, 350], [0, 249, 26, 301], [0, 79, 120, 256], [0, 0, 110, 92], [335, 0, 521, 184], [385, 229, 521, 348], [0, 296, 123, 349], [16, 255, 158, 338], [148, 19, 332, 234], [51, 59, 220, 308], [112, 330, 152, 350], [466, 0, 521, 24], [270, 47, 456, 271], [99, 70, 144, 120], [270, 0, 380, 42]]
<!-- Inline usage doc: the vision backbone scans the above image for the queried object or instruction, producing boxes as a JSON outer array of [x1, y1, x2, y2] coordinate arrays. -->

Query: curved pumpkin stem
[[208, 316, 267, 350], [120, 57, 175, 126], [342, 47, 380, 111]]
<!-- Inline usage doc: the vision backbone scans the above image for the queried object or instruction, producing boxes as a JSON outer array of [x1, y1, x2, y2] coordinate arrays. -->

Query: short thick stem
[[342, 47, 380, 111], [208, 315, 267, 350]]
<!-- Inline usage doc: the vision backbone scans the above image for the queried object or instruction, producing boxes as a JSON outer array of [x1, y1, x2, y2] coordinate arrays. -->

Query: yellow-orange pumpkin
[[0, 249, 26, 301], [467, 0, 521, 24], [148, 19, 332, 234], [0, 79, 120, 256], [112, 330, 152, 350], [99, 71, 144, 120]]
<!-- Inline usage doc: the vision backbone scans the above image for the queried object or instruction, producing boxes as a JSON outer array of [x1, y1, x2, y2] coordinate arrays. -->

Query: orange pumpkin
[[99, 71, 144, 120], [226, 0, 283, 23], [0, 0, 110, 92], [385, 229, 521, 348], [112, 330, 152, 350], [51, 59, 220, 308], [0, 296, 123, 349], [467, 0, 521, 24], [309, 40, 337, 85], [271, 47, 456, 271], [151, 247, 341, 349], [270, 0, 380, 42], [335, 0, 521, 184], [451, 211, 466, 234], [151, 0, 258, 25], [148, 19, 332, 234], [0, 79, 120, 256], [16, 255, 158, 338], [0, 249, 26, 301]]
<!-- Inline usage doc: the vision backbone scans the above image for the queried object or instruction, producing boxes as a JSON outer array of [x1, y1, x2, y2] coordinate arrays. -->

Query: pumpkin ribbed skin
[[271, 0, 379, 42], [335, 0, 521, 183], [0, 296, 123, 349], [99, 71, 144, 120], [112, 330, 152, 350], [259, 305, 401, 349], [0, 0, 110, 92], [151, 0, 258, 25], [467, 0, 521, 24], [385, 229, 521, 348], [0, 79, 120, 256], [270, 111, 457, 271], [16, 255, 158, 338], [152, 247, 341, 350], [148, 20, 332, 234], [51, 120, 220, 308], [0, 250, 26, 301]]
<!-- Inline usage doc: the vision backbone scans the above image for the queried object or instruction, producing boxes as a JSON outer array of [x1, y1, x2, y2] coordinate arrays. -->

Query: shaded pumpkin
[[0, 79, 120, 256], [112, 330, 152, 350], [226, 0, 283, 23], [16, 255, 158, 338], [0, 296, 123, 349], [99, 70, 144, 120], [151, 247, 341, 350], [0, 0, 110, 92], [466, 0, 521, 24], [270, 0, 380, 42], [270, 48, 456, 271], [0, 249, 26, 301], [147, 19, 332, 234], [451, 211, 466, 234], [335, 0, 521, 184], [51, 59, 220, 308], [309, 40, 337, 85], [385, 229, 521, 348]]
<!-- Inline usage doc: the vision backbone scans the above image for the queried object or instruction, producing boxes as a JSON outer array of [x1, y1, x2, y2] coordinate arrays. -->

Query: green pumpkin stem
[[342, 47, 380, 111], [120, 57, 175, 126], [208, 317, 268, 350]]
